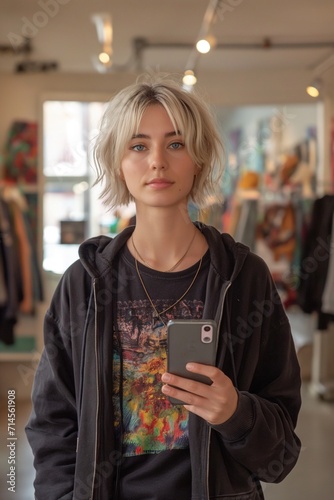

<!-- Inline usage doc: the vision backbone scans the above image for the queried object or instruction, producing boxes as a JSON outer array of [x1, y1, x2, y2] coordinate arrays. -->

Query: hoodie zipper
[[90, 278, 100, 500], [205, 280, 232, 499]]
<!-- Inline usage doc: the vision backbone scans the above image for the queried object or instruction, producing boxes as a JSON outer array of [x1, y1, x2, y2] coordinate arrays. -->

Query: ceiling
[[1, 0, 334, 79]]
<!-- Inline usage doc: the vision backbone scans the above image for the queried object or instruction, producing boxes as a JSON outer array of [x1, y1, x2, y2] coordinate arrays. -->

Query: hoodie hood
[[78, 222, 250, 283], [78, 225, 135, 278], [197, 222, 249, 283]]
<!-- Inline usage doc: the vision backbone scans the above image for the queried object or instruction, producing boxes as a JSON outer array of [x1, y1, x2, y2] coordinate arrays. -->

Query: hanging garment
[[0, 245, 7, 306], [9, 199, 34, 313], [0, 187, 43, 344], [234, 197, 258, 252], [3, 121, 38, 184], [0, 198, 22, 344], [258, 202, 296, 262], [297, 194, 334, 329], [321, 214, 334, 314]]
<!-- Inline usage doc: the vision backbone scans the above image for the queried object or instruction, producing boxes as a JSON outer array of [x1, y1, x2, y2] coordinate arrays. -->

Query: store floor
[[1, 383, 333, 500]]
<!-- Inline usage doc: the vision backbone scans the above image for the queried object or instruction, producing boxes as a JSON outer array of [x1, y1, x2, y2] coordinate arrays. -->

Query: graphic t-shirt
[[113, 244, 210, 499]]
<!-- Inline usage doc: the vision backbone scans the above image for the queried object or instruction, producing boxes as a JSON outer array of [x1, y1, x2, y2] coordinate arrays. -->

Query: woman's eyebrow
[[131, 130, 182, 139]]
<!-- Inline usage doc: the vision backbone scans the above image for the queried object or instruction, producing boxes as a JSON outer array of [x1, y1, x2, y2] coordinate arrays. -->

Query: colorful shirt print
[[113, 299, 204, 457]]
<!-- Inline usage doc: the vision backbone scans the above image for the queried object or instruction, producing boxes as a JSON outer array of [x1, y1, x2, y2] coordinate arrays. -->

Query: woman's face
[[120, 104, 198, 212]]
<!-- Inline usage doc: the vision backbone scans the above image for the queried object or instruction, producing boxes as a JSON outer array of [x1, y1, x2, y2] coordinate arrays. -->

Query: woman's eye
[[169, 141, 184, 150], [132, 144, 146, 152]]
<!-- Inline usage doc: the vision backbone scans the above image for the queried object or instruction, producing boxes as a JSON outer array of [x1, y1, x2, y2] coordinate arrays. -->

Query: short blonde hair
[[93, 74, 225, 209]]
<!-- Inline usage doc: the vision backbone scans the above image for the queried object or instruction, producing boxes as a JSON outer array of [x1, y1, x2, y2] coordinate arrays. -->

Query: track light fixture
[[91, 13, 113, 71], [184, 0, 221, 86], [196, 39, 211, 54], [306, 79, 322, 98], [99, 52, 111, 64], [182, 70, 197, 87], [196, 35, 217, 54], [305, 52, 334, 98]]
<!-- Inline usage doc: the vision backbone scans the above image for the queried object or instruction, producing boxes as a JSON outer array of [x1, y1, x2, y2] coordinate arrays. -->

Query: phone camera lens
[[204, 325, 211, 332]]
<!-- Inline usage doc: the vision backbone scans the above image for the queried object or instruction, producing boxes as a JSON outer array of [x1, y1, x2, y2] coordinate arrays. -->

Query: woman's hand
[[161, 363, 238, 425]]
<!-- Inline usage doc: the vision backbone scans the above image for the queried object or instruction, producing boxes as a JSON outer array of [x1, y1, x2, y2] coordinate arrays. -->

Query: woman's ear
[[192, 170, 198, 189], [191, 165, 201, 192], [194, 164, 201, 177]]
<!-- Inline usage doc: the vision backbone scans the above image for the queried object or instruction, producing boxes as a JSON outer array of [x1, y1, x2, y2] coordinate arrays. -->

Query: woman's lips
[[146, 178, 174, 188]]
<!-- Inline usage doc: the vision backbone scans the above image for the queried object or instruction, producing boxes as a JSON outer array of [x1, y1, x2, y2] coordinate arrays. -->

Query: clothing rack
[[297, 194, 334, 400], [0, 183, 43, 345]]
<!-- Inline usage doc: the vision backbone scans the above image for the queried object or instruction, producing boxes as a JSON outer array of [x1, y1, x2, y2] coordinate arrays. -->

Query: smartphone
[[166, 319, 218, 404]]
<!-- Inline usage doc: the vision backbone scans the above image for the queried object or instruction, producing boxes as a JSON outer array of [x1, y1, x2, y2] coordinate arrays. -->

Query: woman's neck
[[128, 206, 207, 272]]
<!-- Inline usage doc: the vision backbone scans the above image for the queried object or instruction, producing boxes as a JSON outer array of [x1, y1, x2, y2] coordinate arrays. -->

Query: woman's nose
[[149, 146, 168, 170]]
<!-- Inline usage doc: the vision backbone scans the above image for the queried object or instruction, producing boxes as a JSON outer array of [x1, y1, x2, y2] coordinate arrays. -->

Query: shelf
[[0, 336, 38, 362], [0, 351, 39, 362], [20, 184, 38, 193]]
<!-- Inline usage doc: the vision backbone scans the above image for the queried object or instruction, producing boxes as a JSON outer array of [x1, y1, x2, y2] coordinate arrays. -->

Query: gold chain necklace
[[131, 229, 197, 273], [134, 255, 202, 326]]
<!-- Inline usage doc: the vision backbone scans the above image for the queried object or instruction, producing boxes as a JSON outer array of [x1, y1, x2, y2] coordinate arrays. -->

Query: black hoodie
[[26, 223, 301, 499]]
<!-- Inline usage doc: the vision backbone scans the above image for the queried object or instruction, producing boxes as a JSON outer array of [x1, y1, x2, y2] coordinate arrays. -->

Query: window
[[42, 99, 107, 274]]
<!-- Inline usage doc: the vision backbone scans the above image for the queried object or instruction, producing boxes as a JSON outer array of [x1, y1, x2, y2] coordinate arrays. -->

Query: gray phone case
[[166, 319, 217, 404]]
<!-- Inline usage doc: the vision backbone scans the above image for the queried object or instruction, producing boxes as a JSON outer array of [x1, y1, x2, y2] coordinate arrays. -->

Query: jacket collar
[[78, 222, 250, 283], [195, 222, 249, 282]]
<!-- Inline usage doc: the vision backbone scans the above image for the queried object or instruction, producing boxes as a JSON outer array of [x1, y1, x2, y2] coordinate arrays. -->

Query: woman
[[26, 75, 301, 499]]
